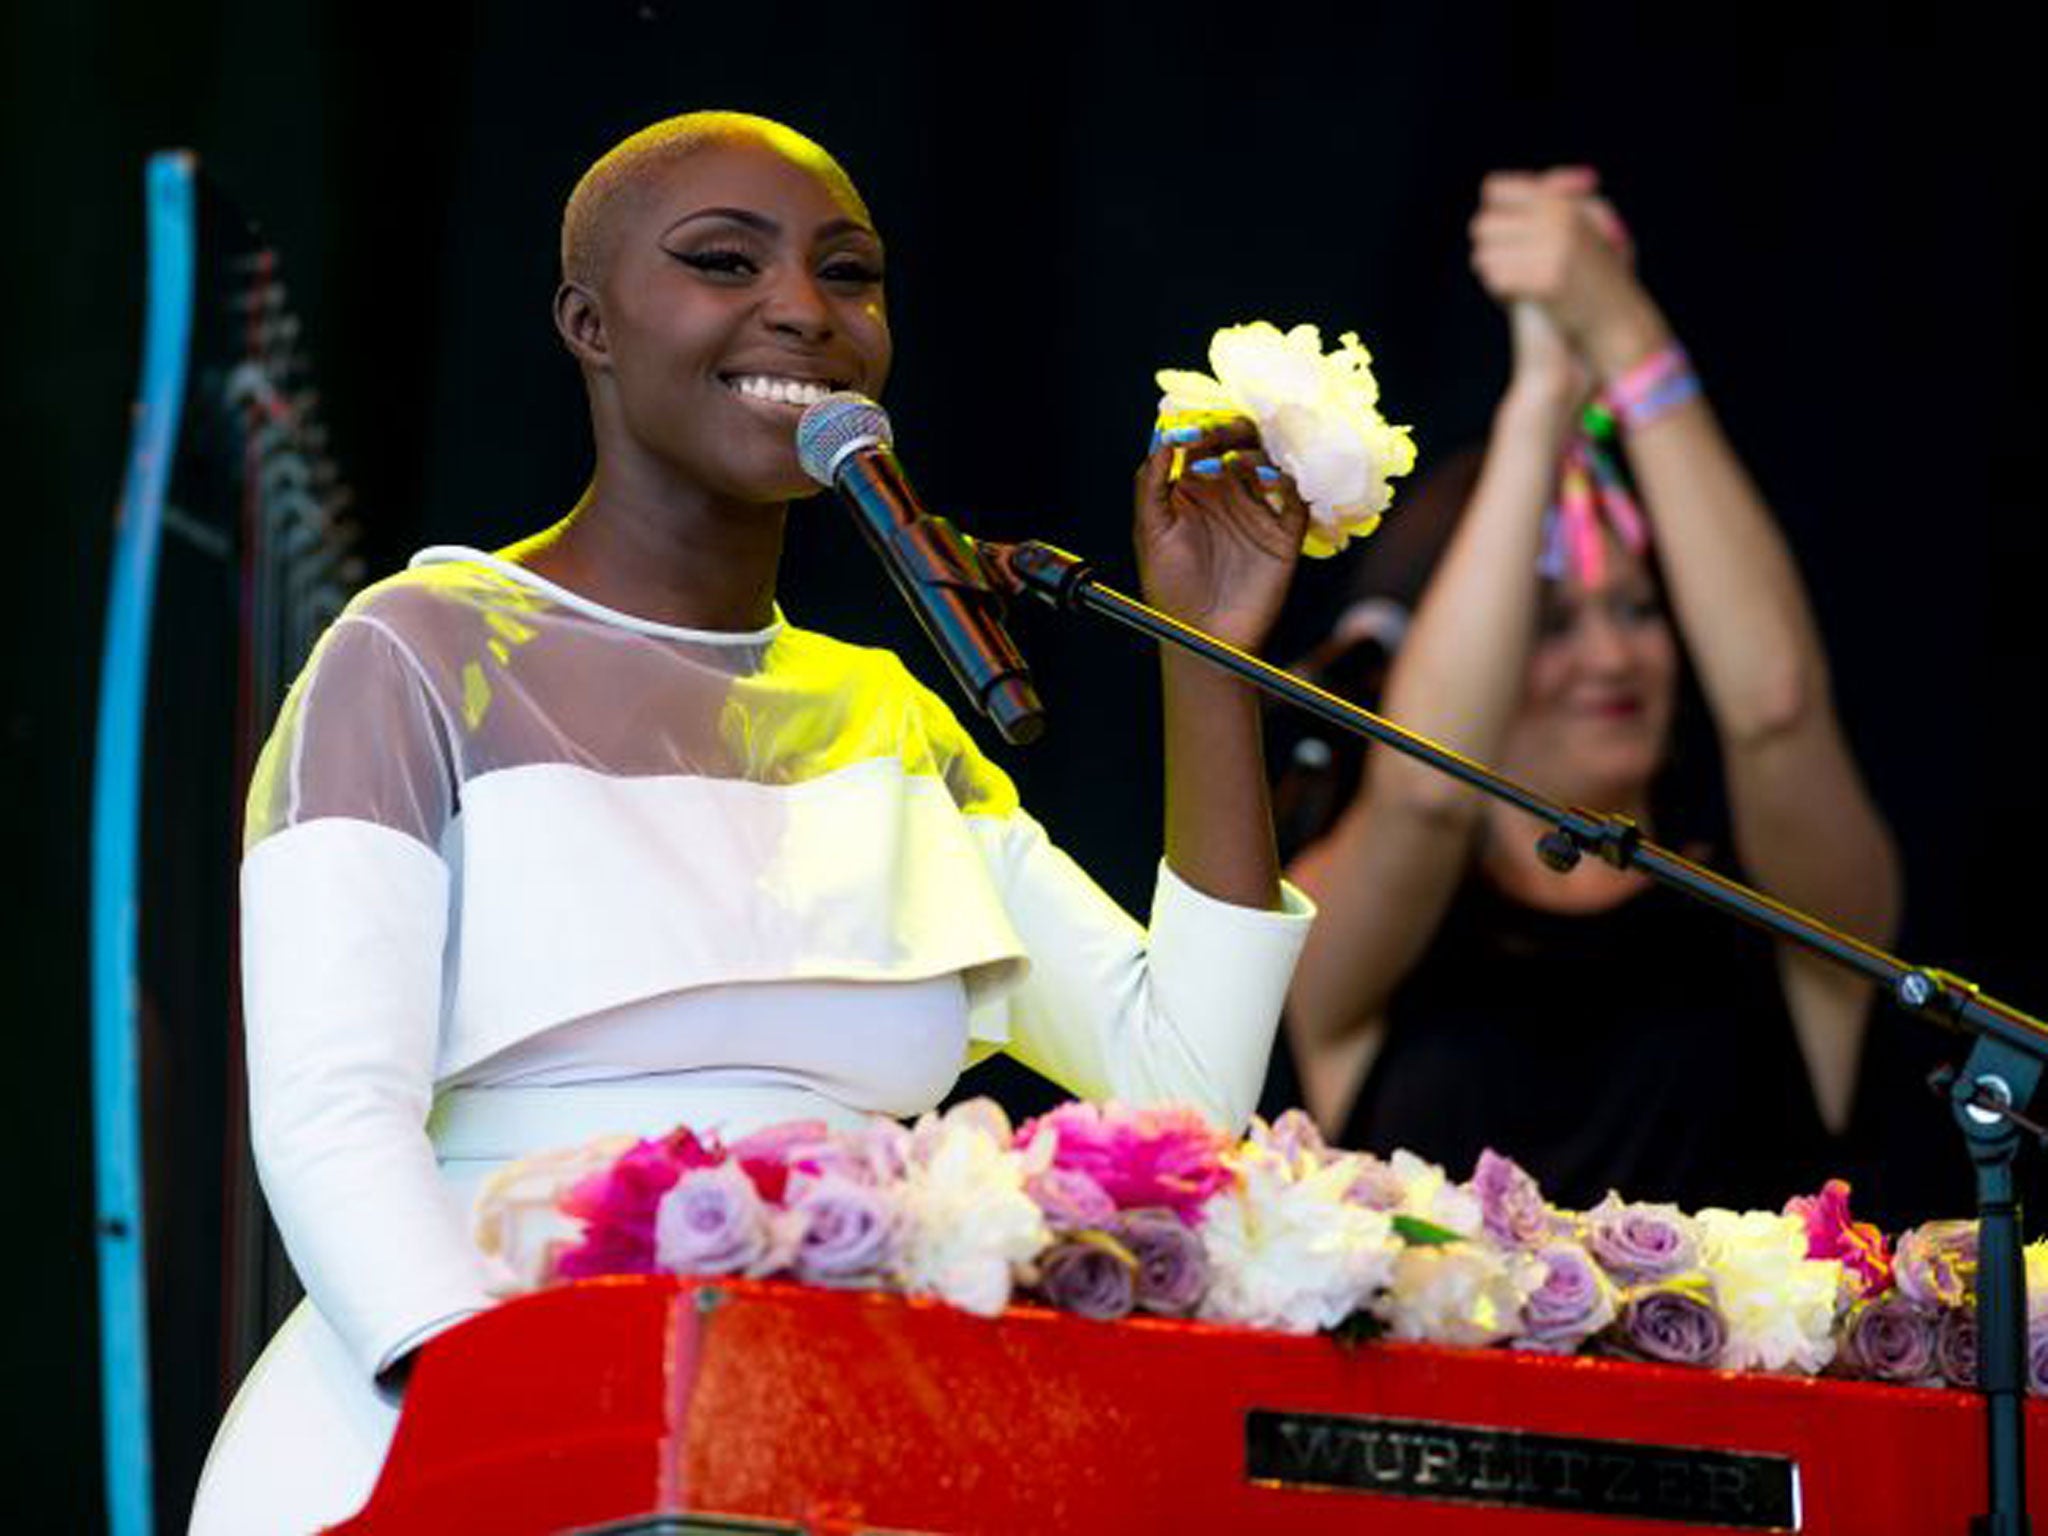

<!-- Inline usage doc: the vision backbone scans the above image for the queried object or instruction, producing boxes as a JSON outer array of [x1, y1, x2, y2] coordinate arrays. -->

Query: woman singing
[[192, 111, 1314, 1533]]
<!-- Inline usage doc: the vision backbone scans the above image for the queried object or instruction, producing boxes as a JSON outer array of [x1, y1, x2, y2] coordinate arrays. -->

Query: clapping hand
[[1470, 166, 1667, 385]]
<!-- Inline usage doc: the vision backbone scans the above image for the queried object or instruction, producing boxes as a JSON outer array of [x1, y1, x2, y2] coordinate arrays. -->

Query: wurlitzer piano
[[329, 1275, 2044, 1534]]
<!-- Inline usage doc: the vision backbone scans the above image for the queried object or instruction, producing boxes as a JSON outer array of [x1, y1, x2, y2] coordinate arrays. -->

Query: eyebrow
[[663, 207, 881, 245]]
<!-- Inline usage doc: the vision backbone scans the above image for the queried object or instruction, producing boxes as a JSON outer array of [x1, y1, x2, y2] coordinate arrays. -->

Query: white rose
[[1379, 1242, 1545, 1348], [2025, 1238, 2048, 1325], [1697, 1208, 1842, 1374], [471, 1135, 635, 1295], [1199, 1146, 1400, 1333], [1156, 321, 1416, 558], [893, 1108, 1049, 1317], [1386, 1149, 1484, 1239]]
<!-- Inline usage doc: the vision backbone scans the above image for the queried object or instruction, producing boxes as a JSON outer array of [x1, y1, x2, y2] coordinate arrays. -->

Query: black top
[[1336, 869, 1837, 1213]]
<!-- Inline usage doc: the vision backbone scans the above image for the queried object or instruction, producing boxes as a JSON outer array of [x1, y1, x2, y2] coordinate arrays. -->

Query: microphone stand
[[975, 536, 2045, 1536]]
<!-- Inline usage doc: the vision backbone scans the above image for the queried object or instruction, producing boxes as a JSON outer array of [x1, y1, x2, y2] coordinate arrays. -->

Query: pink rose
[[721, 1119, 837, 1205], [1016, 1101, 1233, 1223], [1783, 1179, 1892, 1298], [555, 1139, 692, 1278]]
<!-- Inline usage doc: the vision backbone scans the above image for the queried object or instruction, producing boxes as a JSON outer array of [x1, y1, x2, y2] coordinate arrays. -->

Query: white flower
[[892, 1103, 1049, 1316], [1696, 1208, 1842, 1374], [1198, 1145, 1400, 1333], [1384, 1149, 1485, 1239], [471, 1135, 634, 1295], [913, 1095, 1017, 1156], [1156, 321, 1416, 557], [2026, 1238, 2048, 1325], [1378, 1241, 1546, 1348]]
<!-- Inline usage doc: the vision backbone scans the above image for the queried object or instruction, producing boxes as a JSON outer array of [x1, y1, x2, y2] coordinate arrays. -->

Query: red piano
[[332, 1276, 2043, 1534]]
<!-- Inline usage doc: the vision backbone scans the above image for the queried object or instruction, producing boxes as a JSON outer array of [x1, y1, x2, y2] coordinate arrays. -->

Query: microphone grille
[[796, 392, 893, 487]]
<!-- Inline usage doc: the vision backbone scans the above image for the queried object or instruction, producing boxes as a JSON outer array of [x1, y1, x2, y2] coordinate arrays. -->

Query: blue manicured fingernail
[[1189, 456, 1223, 475], [1255, 465, 1282, 483], [1162, 424, 1204, 446]]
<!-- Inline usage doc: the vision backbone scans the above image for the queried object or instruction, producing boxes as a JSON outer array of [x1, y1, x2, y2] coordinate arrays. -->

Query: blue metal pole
[[90, 148, 196, 1536]]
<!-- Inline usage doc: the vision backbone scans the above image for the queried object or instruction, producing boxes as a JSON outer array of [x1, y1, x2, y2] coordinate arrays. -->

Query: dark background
[[6, 2, 2041, 1528]]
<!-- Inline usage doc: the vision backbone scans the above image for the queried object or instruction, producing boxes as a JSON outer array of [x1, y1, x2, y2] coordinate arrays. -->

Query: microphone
[[796, 393, 1045, 745]]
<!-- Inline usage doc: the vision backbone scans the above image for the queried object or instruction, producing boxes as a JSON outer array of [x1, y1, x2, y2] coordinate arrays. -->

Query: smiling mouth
[[720, 373, 851, 409], [1583, 698, 1646, 721]]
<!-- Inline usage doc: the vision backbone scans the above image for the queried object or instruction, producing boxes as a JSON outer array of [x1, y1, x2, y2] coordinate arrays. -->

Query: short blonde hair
[[559, 111, 867, 287]]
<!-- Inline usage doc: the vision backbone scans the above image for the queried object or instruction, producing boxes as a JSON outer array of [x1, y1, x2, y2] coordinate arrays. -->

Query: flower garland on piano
[[472, 1098, 2019, 1391]]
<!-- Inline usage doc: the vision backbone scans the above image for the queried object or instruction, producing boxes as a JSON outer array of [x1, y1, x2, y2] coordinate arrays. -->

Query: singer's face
[[1500, 542, 1677, 804], [591, 135, 891, 501]]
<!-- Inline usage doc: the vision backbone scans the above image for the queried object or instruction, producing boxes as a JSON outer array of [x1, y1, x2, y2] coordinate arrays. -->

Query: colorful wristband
[[1601, 342, 1699, 432]]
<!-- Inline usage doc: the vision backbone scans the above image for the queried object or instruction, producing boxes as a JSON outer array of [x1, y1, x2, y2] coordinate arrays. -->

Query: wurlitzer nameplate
[[1246, 1408, 1799, 1529]]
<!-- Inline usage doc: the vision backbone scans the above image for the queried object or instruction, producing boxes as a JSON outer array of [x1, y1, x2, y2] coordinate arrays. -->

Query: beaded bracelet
[[1601, 342, 1700, 431]]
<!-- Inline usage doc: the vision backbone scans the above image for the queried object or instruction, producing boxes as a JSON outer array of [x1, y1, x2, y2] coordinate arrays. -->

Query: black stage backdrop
[[6, 2, 2041, 1528]]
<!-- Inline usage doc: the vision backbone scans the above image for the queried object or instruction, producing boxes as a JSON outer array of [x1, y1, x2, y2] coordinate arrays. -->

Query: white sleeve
[[241, 611, 491, 1381], [243, 820, 495, 1379], [970, 810, 1315, 1130]]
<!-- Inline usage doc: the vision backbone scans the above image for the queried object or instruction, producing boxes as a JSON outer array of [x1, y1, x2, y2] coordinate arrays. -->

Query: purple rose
[[1469, 1150, 1557, 1249], [772, 1135, 872, 1188], [2030, 1318, 2048, 1396], [1027, 1165, 1118, 1231], [1837, 1293, 1941, 1384], [853, 1118, 915, 1184], [1514, 1240, 1617, 1353], [1895, 1221, 1978, 1310], [1615, 1278, 1727, 1367], [1937, 1305, 1979, 1389], [1037, 1236, 1137, 1321], [1344, 1155, 1407, 1212], [653, 1162, 771, 1276], [790, 1174, 899, 1284], [1256, 1109, 1333, 1166], [1584, 1194, 1701, 1285], [1115, 1207, 1208, 1316]]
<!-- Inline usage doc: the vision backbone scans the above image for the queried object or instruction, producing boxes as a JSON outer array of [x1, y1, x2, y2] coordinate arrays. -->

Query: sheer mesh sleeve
[[884, 659, 1024, 820], [244, 611, 459, 852], [241, 602, 491, 1378]]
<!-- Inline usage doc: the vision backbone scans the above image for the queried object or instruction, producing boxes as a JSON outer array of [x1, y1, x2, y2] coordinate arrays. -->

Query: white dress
[[189, 548, 1313, 1534]]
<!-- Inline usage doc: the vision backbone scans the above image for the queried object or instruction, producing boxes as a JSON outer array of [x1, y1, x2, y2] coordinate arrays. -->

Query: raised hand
[[1133, 414, 1309, 654], [1469, 167, 1669, 383]]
